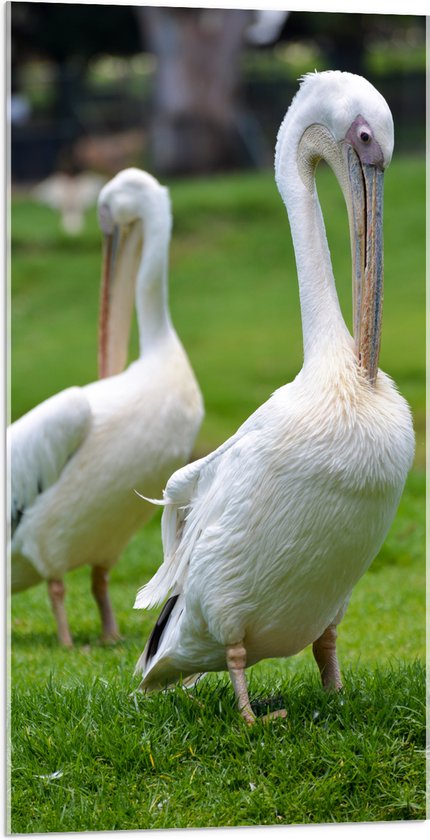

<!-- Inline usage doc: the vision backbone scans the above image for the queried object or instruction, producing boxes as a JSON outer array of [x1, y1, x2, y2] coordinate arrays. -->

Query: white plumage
[[134, 72, 414, 724], [9, 168, 204, 645]]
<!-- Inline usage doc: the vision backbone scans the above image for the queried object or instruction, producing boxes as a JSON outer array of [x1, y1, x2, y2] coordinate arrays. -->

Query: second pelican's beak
[[345, 144, 384, 385], [99, 225, 120, 378], [98, 220, 140, 379]]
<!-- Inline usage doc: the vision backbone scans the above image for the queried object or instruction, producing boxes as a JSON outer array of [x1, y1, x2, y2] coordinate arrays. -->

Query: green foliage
[[10, 161, 425, 830]]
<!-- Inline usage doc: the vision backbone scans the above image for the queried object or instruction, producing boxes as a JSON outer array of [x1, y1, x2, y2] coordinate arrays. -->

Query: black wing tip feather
[[11, 475, 44, 537], [11, 501, 25, 536], [145, 594, 179, 668]]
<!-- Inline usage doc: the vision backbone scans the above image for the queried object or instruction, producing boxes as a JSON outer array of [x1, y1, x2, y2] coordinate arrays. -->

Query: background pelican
[[32, 171, 105, 236], [9, 168, 204, 646], [134, 72, 414, 724]]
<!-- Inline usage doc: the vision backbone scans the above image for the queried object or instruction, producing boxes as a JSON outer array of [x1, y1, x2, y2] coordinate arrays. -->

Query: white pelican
[[9, 168, 204, 646], [32, 172, 105, 236], [134, 72, 414, 724]]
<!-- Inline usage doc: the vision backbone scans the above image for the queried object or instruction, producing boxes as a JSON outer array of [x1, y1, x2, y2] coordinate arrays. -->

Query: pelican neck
[[276, 131, 351, 367], [136, 218, 175, 355]]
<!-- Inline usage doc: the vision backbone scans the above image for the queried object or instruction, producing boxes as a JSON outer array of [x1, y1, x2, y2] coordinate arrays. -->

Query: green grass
[[9, 159, 426, 831], [10, 664, 426, 831]]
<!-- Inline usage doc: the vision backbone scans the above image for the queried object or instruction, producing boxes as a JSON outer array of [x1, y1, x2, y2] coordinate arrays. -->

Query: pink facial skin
[[345, 115, 385, 169]]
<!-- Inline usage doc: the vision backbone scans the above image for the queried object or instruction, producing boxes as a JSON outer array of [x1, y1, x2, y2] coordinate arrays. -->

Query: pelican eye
[[359, 129, 371, 143]]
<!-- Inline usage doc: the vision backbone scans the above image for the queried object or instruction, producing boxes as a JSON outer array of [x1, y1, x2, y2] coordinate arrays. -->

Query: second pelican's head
[[97, 168, 172, 378], [275, 71, 394, 384]]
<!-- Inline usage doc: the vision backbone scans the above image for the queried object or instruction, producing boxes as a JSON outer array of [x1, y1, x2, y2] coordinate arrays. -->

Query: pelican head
[[97, 168, 172, 378], [275, 71, 394, 384]]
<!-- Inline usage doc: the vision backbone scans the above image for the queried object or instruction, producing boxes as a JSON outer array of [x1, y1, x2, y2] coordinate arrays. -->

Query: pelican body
[[10, 169, 204, 645], [134, 73, 414, 724]]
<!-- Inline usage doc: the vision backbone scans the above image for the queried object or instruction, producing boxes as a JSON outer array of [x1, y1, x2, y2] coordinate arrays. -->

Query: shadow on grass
[[10, 628, 142, 651]]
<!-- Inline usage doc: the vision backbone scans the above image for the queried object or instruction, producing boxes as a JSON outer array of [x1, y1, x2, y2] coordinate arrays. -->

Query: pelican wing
[[134, 400, 269, 610], [9, 387, 92, 537]]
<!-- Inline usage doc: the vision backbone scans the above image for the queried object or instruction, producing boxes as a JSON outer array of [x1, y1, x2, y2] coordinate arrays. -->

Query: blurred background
[[10, 5, 425, 183]]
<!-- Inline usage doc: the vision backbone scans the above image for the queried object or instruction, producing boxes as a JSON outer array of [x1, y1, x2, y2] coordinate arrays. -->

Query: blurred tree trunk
[[136, 6, 253, 175]]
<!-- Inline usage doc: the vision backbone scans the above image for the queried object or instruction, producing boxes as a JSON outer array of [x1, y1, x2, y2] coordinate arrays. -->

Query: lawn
[[9, 157, 426, 832]]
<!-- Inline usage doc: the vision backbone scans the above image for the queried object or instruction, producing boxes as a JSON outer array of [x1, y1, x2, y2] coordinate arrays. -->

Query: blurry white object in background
[[246, 10, 289, 46], [32, 172, 105, 235], [8, 94, 32, 125]]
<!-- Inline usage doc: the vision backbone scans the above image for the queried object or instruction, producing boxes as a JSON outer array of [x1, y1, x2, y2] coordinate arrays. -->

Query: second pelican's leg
[[47, 579, 73, 647], [312, 623, 343, 690], [226, 642, 286, 725], [91, 566, 121, 643]]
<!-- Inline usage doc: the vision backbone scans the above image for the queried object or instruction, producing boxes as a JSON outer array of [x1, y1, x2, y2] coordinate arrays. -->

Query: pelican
[[9, 168, 204, 646], [133, 72, 414, 724], [32, 172, 105, 236]]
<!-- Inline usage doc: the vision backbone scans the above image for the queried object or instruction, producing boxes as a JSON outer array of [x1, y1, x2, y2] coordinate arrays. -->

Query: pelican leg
[[226, 642, 286, 726], [226, 642, 256, 725], [91, 566, 121, 643], [312, 623, 343, 691], [47, 579, 73, 647]]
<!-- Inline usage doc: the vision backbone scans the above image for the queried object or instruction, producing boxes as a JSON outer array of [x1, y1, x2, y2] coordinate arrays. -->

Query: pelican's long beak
[[346, 145, 384, 385], [99, 225, 121, 378], [98, 221, 139, 379]]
